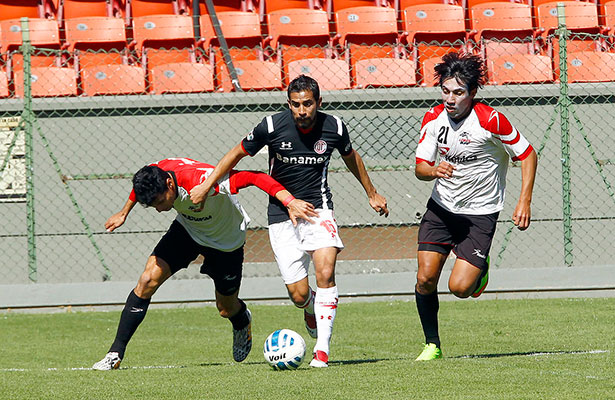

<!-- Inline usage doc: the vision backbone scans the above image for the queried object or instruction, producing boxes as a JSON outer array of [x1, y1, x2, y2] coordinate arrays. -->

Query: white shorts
[[268, 209, 344, 285]]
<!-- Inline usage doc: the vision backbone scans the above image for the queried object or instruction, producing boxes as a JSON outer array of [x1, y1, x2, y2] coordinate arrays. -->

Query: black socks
[[109, 290, 151, 359], [415, 289, 441, 349], [228, 299, 249, 330]]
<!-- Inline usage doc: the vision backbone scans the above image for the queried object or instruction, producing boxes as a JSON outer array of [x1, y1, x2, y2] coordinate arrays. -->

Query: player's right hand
[[288, 199, 317, 226], [105, 212, 127, 232], [435, 161, 455, 179], [189, 183, 210, 210]]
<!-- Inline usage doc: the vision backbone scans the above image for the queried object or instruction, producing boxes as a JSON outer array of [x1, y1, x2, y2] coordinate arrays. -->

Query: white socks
[[313, 286, 338, 355]]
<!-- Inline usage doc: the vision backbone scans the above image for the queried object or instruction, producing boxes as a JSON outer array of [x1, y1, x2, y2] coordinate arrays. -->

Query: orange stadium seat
[[267, 8, 336, 84], [57, 0, 125, 21], [469, 2, 553, 84], [566, 50, 615, 81], [599, 0, 614, 28], [132, 14, 214, 93], [287, 58, 350, 89], [327, 0, 392, 14], [200, 11, 281, 91], [13, 67, 77, 97], [197, 0, 256, 13], [536, 0, 599, 36], [259, 0, 324, 22], [128, 0, 189, 19], [532, 0, 594, 7], [598, 0, 615, 52], [228, 60, 282, 90], [536, 1, 603, 78], [264, 0, 321, 12], [1, 18, 77, 97], [470, 2, 534, 40], [0, 0, 56, 20], [335, 6, 415, 87], [65, 16, 145, 95], [402, 3, 467, 85], [466, 0, 529, 8], [487, 53, 552, 84], [397, 0, 460, 11]]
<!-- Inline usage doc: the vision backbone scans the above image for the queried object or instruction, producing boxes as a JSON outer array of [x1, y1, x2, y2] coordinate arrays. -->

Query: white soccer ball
[[263, 329, 306, 370]]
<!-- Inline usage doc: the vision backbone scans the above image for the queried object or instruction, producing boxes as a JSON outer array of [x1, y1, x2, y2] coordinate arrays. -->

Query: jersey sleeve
[[241, 117, 269, 156], [228, 170, 285, 196], [336, 118, 353, 157], [415, 111, 438, 166], [485, 110, 534, 161]]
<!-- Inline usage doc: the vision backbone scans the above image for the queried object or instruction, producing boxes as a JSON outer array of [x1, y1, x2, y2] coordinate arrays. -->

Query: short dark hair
[[132, 165, 169, 206], [434, 52, 486, 92], [287, 74, 320, 102]]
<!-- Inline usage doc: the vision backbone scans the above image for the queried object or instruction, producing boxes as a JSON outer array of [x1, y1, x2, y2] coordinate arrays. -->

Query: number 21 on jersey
[[438, 126, 449, 144]]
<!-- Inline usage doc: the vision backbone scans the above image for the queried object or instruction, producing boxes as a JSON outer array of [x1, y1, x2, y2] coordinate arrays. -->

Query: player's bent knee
[[218, 307, 233, 319], [449, 283, 472, 298], [290, 291, 309, 307], [416, 275, 438, 294], [136, 273, 161, 297]]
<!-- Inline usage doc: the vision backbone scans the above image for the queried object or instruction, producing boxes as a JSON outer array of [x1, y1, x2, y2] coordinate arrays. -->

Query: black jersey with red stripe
[[242, 110, 353, 224]]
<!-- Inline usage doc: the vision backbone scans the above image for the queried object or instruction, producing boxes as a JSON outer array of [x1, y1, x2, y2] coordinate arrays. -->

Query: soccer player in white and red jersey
[[413, 52, 538, 361], [190, 75, 389, 367], [92, 158, 316, 370]]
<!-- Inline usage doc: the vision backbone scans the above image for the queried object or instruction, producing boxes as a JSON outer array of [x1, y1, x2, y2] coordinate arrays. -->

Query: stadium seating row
[[1, 0, 600, 17], [2, 0, 615, 25], [1, 2, 614, 98]]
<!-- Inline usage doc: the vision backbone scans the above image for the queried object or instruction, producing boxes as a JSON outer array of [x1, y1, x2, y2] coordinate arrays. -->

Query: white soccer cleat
[[309, 350, 329, 368], [92, 352, 121, 370], [304, 310, 317, 339], [232, 309, 252, 362]]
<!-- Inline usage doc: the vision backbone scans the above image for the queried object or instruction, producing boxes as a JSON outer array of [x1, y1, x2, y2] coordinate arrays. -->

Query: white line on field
[[1, 365, 188, 372], [0, 350, 609, 372]]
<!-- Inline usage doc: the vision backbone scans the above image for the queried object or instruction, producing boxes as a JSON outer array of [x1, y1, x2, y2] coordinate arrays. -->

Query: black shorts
[[417, 198, 498, 270], [153, 220, 245, 296]]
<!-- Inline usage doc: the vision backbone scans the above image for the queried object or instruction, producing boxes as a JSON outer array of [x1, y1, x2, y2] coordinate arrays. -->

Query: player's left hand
[[512, 201, 531, 230], [369, 193, 389, 217], [287, 199, 318, 226]]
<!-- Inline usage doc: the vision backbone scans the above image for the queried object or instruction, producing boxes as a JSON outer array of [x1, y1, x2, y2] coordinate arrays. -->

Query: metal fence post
[[556, 3, 574, 266], [20, 17, 38, 281]]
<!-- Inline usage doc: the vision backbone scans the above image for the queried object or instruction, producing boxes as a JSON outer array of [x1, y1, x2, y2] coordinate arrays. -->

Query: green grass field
[[1, 297, 614, 399]]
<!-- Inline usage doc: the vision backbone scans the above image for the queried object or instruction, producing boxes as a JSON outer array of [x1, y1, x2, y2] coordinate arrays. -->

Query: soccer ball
[[263, 329, 306, 370]]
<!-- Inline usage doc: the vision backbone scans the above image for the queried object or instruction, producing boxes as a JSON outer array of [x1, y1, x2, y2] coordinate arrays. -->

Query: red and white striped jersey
[[415, 102, 534, 215], [129, 158, 284, 251]]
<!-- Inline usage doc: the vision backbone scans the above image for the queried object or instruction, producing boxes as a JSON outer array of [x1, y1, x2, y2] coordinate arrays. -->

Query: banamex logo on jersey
[[314, 140, 327, 154]]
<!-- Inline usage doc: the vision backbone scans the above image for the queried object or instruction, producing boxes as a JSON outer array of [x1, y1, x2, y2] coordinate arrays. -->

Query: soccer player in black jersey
[[190, 75, 389, 367]]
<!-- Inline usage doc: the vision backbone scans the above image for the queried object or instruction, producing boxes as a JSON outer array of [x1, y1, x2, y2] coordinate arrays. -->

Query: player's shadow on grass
[[452, 350, 598, 359]]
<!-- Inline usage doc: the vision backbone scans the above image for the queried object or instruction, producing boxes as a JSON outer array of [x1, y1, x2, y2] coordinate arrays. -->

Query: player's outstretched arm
[[190, 143, 248, 205], [105, 199, 136, 232], [230, 170, 318, 226], [512, 149, 537, 231], [342, 149, 389, 217]]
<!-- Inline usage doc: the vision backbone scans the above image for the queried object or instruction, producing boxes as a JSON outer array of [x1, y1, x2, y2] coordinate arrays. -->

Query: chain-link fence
[[1, 8, 614, 289]]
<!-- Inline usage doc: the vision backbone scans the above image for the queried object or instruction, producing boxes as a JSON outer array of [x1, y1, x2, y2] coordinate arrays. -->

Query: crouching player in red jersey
[[413, 53, 538, 360], [92, 157, 316, 370]]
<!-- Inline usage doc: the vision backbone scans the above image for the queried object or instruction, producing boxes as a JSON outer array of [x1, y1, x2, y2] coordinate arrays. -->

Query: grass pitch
[[1, 297, 614, 399]]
